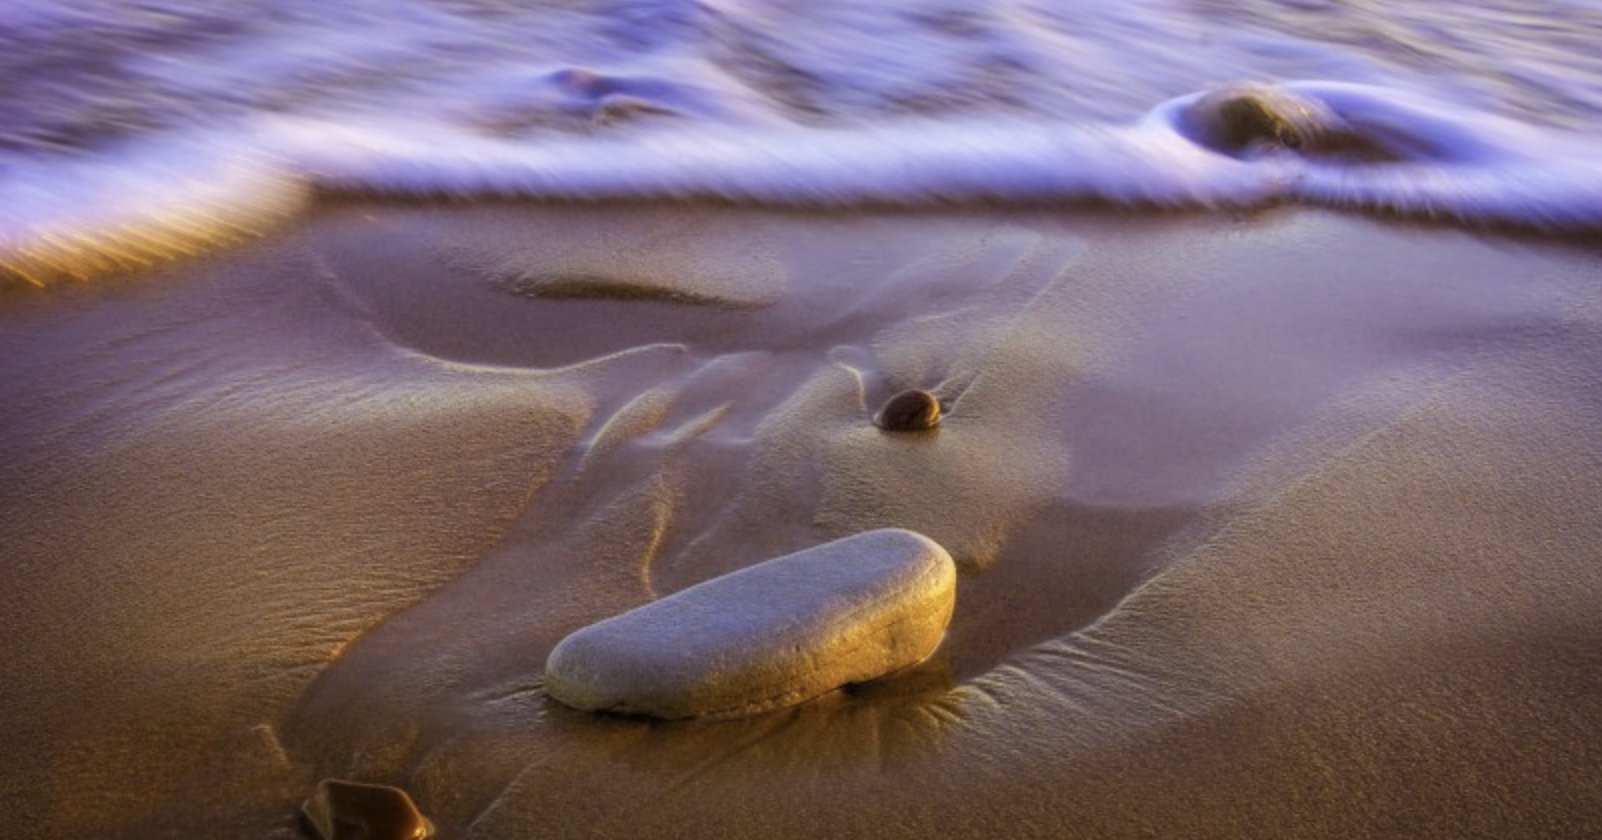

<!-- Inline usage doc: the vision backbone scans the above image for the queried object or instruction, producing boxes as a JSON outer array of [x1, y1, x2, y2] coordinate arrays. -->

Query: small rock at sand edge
[[544, 528, 957, 719], [876, 388, 942, 431], [302, 779, 433, 840]]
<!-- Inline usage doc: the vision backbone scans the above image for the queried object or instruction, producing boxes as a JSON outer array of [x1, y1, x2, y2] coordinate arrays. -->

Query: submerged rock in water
[[545, 528, 957, 719], [875, 388, 942, 431], [1180, 84, 1395, 161], [301, 779, 433, 840]]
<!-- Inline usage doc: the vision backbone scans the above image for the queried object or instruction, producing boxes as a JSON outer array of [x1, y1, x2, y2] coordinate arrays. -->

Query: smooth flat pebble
[[544, 528, 957, 720]]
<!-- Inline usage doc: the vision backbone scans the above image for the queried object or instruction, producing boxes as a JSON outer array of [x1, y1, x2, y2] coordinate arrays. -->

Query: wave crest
[[7, 80, 1600, 288]]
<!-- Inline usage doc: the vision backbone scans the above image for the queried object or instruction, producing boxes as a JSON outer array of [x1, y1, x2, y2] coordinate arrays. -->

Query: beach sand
[[2, 204, 1600, 837]]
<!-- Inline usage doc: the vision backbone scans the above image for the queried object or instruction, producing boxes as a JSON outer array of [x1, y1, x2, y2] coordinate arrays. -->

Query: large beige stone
[[544, 528, 956, 719]]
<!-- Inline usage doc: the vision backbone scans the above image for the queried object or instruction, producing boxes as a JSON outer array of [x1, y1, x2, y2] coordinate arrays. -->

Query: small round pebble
[[875, 388, 942, 431]]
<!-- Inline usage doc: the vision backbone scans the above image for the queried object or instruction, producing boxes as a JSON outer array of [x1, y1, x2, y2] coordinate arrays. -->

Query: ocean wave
[[276, 80, 1602, 226], [0, 136, 305, 286], [5, 80, 1599, 286]]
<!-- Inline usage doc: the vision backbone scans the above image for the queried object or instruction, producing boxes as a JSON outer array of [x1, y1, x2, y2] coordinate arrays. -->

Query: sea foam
[[4, 79, 1601, 285], [265, 80, 1602, 228], [0, 136, 304, 285], [5, 0, 1602, 285]]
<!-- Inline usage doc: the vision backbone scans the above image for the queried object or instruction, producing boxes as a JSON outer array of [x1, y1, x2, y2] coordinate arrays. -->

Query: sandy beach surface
[[3, 203, 1602, 837]]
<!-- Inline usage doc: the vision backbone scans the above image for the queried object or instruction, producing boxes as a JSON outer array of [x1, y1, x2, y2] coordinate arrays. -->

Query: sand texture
[[2, 204, 1601, 837]]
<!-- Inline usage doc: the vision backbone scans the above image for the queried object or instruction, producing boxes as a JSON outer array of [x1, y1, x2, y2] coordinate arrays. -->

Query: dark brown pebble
[[875, 389, 941, 432], [1183, 86, 1398, 162], [302, 779, 434, 840]]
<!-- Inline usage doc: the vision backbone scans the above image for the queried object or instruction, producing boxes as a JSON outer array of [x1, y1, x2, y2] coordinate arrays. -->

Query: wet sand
[[2, 204, 1600, 837]]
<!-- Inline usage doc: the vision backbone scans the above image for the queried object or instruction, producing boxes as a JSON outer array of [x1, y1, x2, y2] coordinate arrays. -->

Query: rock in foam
[[544, 528, 957, 719]]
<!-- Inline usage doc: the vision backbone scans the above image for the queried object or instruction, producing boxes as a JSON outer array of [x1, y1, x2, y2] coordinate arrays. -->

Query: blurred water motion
[[4, 0, 1602, 283]]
